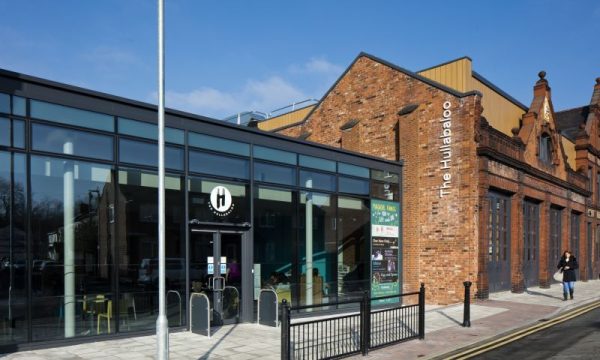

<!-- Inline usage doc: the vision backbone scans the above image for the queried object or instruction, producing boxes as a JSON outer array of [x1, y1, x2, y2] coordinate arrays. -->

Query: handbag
[[553, 269, 563, 282]]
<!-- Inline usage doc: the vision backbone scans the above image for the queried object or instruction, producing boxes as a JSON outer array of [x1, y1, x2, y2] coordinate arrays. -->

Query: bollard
[[280, 299, 290, 360], [361, 290, 370, 355], [418, 283, 425, 339], [462, 281, 472, 327]]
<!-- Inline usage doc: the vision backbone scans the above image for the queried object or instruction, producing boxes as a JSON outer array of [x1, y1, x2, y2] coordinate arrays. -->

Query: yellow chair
[[97, 299, 112, 334]]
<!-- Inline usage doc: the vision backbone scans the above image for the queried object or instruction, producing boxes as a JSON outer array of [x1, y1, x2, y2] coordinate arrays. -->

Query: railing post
[[462, 281, 472, 327], [418, 283, 425, 339], [361, 290, 370, 355], [281, 299, 290, 360]]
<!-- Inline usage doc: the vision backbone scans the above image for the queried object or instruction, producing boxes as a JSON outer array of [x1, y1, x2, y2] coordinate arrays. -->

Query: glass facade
[[0, 89, 401, 346]]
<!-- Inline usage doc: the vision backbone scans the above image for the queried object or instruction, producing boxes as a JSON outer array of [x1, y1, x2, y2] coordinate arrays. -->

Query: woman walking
[[557, 250, 579, 301]]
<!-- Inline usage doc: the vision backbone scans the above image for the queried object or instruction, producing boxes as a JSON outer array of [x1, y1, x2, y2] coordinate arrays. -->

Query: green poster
[[371, 200, 400, 304]]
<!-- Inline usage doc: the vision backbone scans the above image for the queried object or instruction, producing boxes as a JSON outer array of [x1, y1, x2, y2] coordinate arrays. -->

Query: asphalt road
[[471, 306, 600, 359]]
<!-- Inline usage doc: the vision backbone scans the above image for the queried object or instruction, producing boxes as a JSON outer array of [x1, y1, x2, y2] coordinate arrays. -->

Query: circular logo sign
[[209, 186, 234, 216]]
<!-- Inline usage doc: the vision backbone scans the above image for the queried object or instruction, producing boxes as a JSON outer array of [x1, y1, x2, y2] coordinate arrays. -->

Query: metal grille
[[370, 304, 419, 348]]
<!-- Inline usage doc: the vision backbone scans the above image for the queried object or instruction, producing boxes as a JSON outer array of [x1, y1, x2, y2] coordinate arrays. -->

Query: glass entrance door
[[189, 230, 242, 325]]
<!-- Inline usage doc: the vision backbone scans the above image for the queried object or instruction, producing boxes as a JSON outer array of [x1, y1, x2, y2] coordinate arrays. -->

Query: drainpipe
[[305, 180, 313, 306]]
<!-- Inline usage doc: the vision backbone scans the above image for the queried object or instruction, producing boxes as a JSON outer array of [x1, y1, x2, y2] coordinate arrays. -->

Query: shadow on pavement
[[197, 324, 238, 360], [524, 289, 563, 301]]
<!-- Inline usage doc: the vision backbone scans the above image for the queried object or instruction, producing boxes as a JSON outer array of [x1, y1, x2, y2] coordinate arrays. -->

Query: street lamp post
[[156, 0, 169, 359]]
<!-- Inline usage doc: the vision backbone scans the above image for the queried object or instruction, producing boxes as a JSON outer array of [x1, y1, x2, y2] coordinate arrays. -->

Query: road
[[470, 305, 600, 359]]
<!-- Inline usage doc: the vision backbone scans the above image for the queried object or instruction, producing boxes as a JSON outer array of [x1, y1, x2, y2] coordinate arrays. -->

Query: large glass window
[[254, 162, 296, 186], [337, 196, 370, 300], [253, 186, 297, 305], [188, 132, 249, 156], [339, 176, 370, 195], [119, 139, 184, 171], [0, 118, 8, 146], [118, 118, 184, 145], [189, 151, 249, 180], [188, 178, 250, 225], [32, 123, 114, 161], [13, 119, 25, 149], [30, 100, 114, 132], [12, 96, 26, 117], [300, 170, 336, 192], [338, 163, 369, 178], [253, 146, 296, 165], [30, 156, 115, 340], [117, 168, 186, 331], [299, 192, 336, 306], [0, 152, 27, 345], [299, 155, 336, 172], [0, 93, 8, 114]]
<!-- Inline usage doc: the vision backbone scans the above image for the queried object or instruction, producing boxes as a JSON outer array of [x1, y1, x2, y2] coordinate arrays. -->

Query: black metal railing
[[281, 283, 425, 360]]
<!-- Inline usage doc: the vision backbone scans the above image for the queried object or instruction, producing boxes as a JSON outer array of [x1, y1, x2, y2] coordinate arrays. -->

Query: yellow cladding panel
[[258, 105, 316, 131], [562, 137, 576, 169], [419, 57, 525, 137], [418, 57, 471, 93], [470, 78, 525, 136]]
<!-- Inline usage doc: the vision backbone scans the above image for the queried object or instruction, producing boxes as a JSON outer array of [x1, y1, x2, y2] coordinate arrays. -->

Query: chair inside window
[[119, 293, 137, 329], [96, 297, 112, 334]]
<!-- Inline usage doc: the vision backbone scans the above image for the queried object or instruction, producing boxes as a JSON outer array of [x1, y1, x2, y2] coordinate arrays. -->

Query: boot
[[563, 293, 568, 301], [570, 290, 574, 300]]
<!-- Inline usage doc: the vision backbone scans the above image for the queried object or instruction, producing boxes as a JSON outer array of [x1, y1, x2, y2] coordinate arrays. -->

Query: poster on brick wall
[[371, 199, 400, 304]]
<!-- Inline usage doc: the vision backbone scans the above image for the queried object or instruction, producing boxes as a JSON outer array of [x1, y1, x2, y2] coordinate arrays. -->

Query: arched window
[[539, 133, 552, 164]]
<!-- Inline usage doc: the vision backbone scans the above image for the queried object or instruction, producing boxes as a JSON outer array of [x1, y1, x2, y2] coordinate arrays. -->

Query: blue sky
[[1, 0, 599, 119]]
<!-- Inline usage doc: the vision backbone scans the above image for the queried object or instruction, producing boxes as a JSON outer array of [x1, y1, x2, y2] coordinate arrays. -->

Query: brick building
[[259, 53, 600, 304]]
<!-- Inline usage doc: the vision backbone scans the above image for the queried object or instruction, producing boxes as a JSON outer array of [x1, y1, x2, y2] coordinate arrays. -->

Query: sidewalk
[[3, 280, 599, 360], [356, 279, 600, 359]]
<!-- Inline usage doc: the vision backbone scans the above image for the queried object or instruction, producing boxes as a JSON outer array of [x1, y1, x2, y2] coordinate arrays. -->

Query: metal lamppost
[[156, 0, 169, 358]]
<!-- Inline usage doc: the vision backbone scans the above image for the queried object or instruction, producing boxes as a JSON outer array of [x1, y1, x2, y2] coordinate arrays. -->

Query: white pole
[[157, 0, 169, 358], [63, 142, 75, 338], [305, 181, 313, 306]]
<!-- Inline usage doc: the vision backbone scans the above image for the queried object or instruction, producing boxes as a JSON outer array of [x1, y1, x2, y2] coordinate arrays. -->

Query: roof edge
[[417, 55, 473, 73], [472, 71, 528, 111]]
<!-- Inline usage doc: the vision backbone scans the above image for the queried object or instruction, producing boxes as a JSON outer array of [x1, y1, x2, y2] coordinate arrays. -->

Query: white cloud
[[163, 76, 307, 118], [289, 57, 343, 76], [82, 46, 141, 66]]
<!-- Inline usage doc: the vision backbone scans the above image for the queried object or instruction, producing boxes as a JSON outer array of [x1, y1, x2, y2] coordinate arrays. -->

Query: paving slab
[[3, 280, 599, 359]]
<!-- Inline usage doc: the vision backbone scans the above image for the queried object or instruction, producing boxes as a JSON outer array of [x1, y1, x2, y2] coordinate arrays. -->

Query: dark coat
[[557, 256, 579, 282]]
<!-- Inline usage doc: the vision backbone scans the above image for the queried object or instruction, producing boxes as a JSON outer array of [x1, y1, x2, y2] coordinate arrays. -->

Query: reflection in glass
[[339, 176, 370, 195], [254, 162, 296, 186], [299, 192, 336, 306], [337, 197, 370, 300], [300, 170, 336, 192], [119, 139, 183, 171], [189, 151, 249, 180], [0, 94, 8, 114], [32, 123, 114, 161], [12, 119, 25, 149], [12, 96, 26, 117], [30, 100, 114, 132], [30, 156, 114, 340], [0, 118, 8, 146], [299, 155, 336, 172], [253, 187, 297, 305], [0, 152, 28, 345], [117, 168, 185, 331], [118, 118, 184, 144], [188, 132, 249, 156], [253, 146, 296, 165], [371, 180, 400, 201], [338, 163, 369, 178]]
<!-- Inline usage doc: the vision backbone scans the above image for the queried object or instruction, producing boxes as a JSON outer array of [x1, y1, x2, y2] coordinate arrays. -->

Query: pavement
[[3, 279, 599, 360]]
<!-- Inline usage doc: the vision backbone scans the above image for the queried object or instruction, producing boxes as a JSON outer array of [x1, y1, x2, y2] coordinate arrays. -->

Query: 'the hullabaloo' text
[[439, 101, 452, 198]]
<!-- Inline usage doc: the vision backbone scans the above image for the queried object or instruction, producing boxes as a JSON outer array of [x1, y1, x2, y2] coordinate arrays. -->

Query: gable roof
[[555, 105, 590, 141], [267, 52, 482, 132]]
